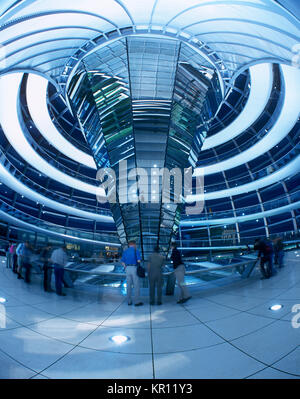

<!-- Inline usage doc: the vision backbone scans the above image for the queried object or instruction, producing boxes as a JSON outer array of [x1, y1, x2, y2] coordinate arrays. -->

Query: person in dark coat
[[254, 238, 275, 279], [22, 242, 33, 283], [147, 246, 165, 305], [170, 243, 191, 304], [41, 245, 53, 292], [273, 237, 284, 268]]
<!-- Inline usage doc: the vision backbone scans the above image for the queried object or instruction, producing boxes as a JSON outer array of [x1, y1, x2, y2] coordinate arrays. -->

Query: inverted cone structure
[[68, 36, 222, 259]]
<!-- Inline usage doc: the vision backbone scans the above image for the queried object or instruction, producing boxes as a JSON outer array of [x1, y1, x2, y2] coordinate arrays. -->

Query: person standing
[[148, 246, 165, 306], [50, 244, 68, 296], [22, 242, 33, 283], [273, 236, 284, 268], [16, 242, 25, 279], [121, 240, 143, 306], [170, 243, 191, 304], [8, 243, 15, 269], [12, 247, 18, 274], [41, 245, 52, 292], [254, 238, 275, 279], [5, 242, 11, 268]]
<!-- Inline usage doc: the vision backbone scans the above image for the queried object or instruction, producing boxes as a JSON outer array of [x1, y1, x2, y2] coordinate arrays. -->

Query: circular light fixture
[[110, 335, 130, 345], [0, 297, 7, 303], [269, 304, 283, 311]]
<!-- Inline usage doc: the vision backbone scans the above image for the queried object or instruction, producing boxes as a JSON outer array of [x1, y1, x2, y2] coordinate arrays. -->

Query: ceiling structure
[[0, 0, 299, 251]]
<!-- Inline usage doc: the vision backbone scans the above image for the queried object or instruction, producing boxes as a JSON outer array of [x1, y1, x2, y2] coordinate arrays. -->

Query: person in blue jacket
[[121, 240, 143, 306]]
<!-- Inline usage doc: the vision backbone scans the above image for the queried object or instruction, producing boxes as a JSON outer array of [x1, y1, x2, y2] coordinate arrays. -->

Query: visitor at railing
[[50, 244, 68, 297], [41, 245, 53, 292], [147, 246, 165, 306], [170, 242, 192, 304], [22, 242, 34, 284], [5, 241, 12, 269], [8, 242, 16, 270], [254, 238, 276, 280], [1, 235, 293, 300], [273, 236, 284, 269], [16, 241, 25, 279], [121, 240, 143, 307]]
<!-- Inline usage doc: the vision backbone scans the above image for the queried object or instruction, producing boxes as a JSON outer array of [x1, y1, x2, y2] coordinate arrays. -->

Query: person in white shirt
[[50, 245, 68, 296]]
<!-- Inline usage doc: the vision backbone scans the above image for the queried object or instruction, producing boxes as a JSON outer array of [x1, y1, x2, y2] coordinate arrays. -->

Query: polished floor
[[0, 252, 299, 379]]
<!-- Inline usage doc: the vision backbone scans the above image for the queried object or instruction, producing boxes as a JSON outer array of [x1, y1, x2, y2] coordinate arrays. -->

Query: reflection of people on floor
[[0, 304, 6, 329]]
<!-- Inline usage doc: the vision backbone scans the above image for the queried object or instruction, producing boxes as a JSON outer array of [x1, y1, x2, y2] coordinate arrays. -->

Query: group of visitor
[[121, 235, 285, 306], [121, 240, 192, 306], [6, 241, 32, 281], [5, 242, 69, 296], [4, 235, 285, 304]]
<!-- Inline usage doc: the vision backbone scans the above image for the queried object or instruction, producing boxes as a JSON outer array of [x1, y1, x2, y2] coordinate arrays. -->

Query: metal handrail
[[0, 201, 119, 244], [63, 258, 255, 278], [182, 189, 300, 221], [0, 148, 111, 216]]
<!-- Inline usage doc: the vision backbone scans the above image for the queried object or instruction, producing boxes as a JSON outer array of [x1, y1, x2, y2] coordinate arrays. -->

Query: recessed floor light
[[110, 335, 130, 345], [270, 304, 283, 311], [0, 297, 7, 303]]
